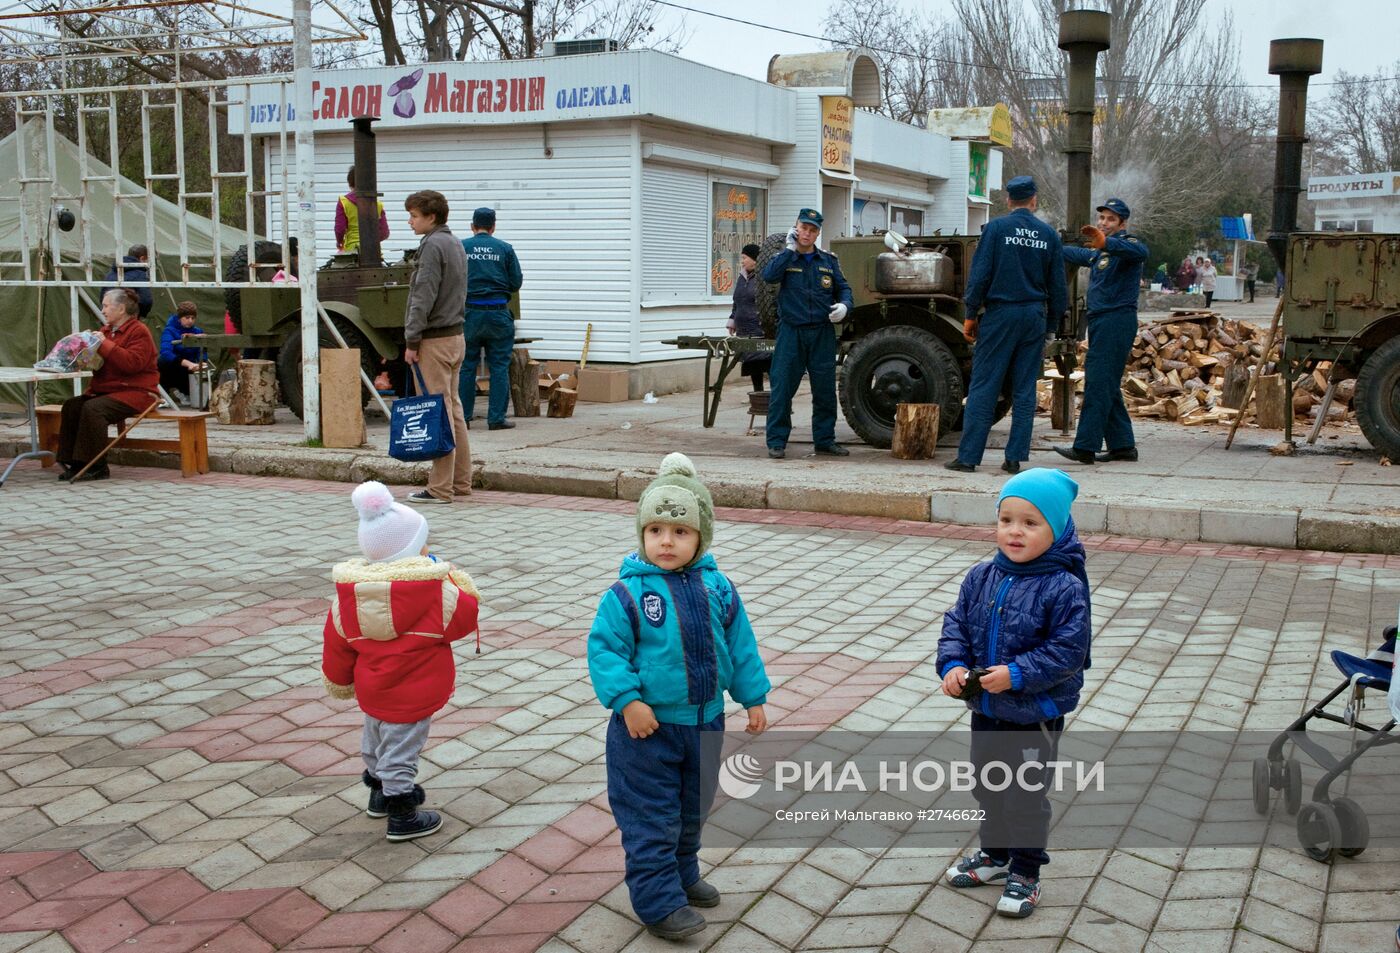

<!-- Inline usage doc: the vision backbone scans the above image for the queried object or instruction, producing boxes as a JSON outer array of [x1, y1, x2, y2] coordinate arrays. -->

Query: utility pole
[[293, 0, 320, 440]]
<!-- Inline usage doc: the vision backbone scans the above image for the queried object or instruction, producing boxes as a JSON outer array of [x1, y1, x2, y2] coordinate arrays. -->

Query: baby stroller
[[1252, 626, 1396, 863]]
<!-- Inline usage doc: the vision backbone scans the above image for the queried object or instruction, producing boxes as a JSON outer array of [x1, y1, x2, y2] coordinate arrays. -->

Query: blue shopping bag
[[388, 363, 456, 462]]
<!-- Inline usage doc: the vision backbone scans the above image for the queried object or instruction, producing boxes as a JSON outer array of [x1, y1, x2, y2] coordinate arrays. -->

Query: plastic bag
[[34, 330, 104, 373]]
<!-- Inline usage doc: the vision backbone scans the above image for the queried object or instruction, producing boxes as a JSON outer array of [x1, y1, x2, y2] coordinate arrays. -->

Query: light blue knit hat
[[998, 468, 1078, 539]]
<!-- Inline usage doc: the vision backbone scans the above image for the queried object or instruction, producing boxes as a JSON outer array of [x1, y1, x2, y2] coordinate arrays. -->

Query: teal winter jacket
[[588, 552, 771, 725]]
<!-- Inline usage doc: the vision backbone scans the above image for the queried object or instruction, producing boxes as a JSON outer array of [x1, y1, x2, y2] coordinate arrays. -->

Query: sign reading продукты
[[233, 61, 636, 133]]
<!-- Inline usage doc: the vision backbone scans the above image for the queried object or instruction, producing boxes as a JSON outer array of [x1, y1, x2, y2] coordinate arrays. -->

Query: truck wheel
[[276, 321, 378, 420], [839, 326, 963, 449], [225, 240, 286, 332], [1355, 334, 1400, 459], [753, 232, 787, 339]]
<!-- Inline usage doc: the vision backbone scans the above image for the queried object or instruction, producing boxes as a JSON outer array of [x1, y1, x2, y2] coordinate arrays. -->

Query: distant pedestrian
[[1197, 256, 1217, 307], [726, 243, 771, 391], [587, 453, 770, 941], [101, 244, 152, 319], [761, 208, 853, 459], [322, 481, 480, 842], [939, 468, 1091, 921], [1175, 256, 1196, 294], [336, 165, 390, 254], [401, 190, 472, 505], [1240, 260, 1258, 303], [946, 176, 1066, 475], [457, 207, 523, 430], [1054, 198, 1147, 466], [1153, 262, 1171, 290]]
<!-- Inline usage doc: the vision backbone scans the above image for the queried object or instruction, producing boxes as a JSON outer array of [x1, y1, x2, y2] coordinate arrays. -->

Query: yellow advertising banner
[[820, 95, 854, 174]]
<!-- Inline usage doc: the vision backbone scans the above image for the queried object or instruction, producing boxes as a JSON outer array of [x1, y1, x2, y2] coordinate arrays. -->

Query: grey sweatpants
[[361, 715, 432, 796]]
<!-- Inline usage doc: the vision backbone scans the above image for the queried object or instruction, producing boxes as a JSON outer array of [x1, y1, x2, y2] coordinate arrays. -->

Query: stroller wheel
[[1332, 797, 1369, 857], [1296, 801, 1342, 863], [1251, 758, 1271, 815], [1283, 758, 1303, 815]]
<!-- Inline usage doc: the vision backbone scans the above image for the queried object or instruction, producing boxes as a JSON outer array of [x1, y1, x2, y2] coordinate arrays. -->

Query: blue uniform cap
[[472, 206, 497, 229], [1096, 198, 1130, 220], [1006, 176, 1036, 200], [998, 468, 1079, 540], [797, 208, 823, 228]]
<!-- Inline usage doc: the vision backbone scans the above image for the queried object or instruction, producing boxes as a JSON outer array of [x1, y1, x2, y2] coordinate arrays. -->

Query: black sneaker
[[768, 447, 785, 459], [488, 420, 516, 430], [404, 490, 449, 505], [1001, 460, 1021, 474], [996, 873, 1041, 917], [684, 878, 721, 908], [815, 443, 850, 456], [645, 906, 706, 940], [944, 459, 976, 472]]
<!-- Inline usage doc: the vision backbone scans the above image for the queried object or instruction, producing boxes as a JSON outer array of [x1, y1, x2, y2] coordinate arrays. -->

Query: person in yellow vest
[[335, 166, 390, 254]]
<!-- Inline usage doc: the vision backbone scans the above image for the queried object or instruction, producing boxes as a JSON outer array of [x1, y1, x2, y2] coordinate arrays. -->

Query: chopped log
[[218, 359, 277, 426], [1293, 390, 1317, 415], [1335, 379, 1356, 405], [546, 386, 578, 419], [1188, 353, 1218, 369], [891, 403, 940, 460], [1165, 395, 1200, 421], [1133, 400, 1168, 417], [1180, 412, 1222, 426], [509, 348, 541, 418], [1124, 376, 1151, 398], [1220, 363, 1250, 408], [1254, 374, 1288, 429]]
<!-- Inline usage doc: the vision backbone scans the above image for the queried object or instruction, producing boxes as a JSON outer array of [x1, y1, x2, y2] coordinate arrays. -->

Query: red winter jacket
[[322, 556, 480, 723]]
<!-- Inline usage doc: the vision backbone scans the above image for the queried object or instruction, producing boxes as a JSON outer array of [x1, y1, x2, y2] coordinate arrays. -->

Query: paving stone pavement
[[1, 466, 1398, 952]]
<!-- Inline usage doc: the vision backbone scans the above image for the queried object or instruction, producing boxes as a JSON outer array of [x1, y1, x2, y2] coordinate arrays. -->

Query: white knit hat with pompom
[[352, 481, 429, 562]]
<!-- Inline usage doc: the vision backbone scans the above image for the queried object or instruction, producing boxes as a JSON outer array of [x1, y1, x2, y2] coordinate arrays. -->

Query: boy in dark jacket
[[157, 301, 205, 399], [588, 452, 771, 942], [936, 468, 1091, 918]]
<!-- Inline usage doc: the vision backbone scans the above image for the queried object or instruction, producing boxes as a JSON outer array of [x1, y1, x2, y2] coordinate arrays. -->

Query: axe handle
[[1225, 296, 1284, 449]]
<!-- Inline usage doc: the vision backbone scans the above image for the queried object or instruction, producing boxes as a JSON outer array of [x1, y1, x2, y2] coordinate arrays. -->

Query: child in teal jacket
[[588, 452, 770, 942]]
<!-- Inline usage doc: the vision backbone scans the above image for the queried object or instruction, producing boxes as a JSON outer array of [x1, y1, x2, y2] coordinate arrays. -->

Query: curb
[[5, 440, 1397, 555]]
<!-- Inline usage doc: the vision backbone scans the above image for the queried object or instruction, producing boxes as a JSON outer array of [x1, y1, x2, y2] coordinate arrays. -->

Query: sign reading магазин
[[230, 61, 636, 134]]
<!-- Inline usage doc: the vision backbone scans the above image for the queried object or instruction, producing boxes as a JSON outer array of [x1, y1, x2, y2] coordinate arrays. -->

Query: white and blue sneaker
[[944, 850, 1010, 888], [996, 873, 1041, 917]]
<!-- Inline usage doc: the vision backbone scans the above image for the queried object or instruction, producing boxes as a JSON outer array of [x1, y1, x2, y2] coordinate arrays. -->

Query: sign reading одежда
[[820, 96, 854, 174]]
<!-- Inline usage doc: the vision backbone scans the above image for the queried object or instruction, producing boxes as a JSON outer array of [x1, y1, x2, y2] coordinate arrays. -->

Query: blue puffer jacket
[[588, 552, 771, 726], [936, 522, 1092, 724]]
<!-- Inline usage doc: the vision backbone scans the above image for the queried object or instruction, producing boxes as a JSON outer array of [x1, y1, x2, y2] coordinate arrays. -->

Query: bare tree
[[356, 0, 689, 65], [1314, 63, 1400, 174]]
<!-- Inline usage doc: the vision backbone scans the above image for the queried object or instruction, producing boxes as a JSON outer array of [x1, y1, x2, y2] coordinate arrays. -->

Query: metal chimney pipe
[[1267, 38, 1323, 273], [1058, 9, 1111, 235], [351, 116, 381, 267]]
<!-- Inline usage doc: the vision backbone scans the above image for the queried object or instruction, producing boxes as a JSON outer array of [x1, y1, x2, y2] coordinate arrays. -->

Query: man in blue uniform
[[761, 208, 854, 459], [1055, 197, 1147, 464], [947, 176, 1067, 475], [458, 207, 524, 430]]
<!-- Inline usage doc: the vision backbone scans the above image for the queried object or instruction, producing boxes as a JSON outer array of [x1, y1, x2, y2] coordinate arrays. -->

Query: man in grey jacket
[[402, 190, 471, 504]]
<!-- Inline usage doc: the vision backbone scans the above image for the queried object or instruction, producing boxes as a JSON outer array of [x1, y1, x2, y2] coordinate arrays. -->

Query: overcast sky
[[644, 0, 1398, 90]]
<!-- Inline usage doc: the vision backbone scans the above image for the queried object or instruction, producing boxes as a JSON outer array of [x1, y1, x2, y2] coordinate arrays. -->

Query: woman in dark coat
[[725, 243, 771, 391]]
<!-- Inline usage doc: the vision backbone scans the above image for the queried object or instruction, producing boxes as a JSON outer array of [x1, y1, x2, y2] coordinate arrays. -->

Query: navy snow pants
[[458, 307, 515, 425], [766, 322, 838, 451], [970, 712, 1065, 879], [955, 304, 1046, 466], [606, 711, 725, 924], [1073, 307, 1137, 454]]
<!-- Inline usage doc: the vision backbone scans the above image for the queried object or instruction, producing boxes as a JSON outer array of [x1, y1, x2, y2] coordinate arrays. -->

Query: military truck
[[755, 230, 1015, 449], [1279, 231, 1400, 458]]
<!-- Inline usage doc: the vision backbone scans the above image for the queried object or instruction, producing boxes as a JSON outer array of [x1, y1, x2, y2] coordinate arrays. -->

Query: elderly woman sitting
[[57, 288, 158, 482]]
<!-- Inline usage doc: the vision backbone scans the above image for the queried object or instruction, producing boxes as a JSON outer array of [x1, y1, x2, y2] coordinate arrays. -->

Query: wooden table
[[0, 367, 91, 487]]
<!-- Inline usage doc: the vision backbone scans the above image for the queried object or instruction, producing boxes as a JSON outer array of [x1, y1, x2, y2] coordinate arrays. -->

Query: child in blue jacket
[[936, 468, 1091, 919], [588, 452, 770, 942]]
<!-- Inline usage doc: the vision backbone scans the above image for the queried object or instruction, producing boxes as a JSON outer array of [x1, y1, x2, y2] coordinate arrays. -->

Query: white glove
[[828, 303, 848, 323], [785, 228, 798, 251]]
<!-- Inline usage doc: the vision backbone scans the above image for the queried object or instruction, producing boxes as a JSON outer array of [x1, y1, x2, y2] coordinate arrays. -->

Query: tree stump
[[1050, 378, 1076, 432], [214, 359, 278, 426], [1254, 374, 1288, 429], [509, 347, 540, 418], [891, 403, 939, 459], [547, 387, 577, 419], [1220, 362, 1250, 409]]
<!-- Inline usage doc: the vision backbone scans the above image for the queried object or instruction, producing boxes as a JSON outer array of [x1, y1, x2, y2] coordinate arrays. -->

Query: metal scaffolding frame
[[0, 0, 364, 437]]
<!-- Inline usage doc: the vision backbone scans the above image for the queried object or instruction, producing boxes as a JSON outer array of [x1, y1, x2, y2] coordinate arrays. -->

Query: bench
[[36, 404, 212, 477]]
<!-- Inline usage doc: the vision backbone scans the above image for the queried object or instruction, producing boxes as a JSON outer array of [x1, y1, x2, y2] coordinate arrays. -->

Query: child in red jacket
[[323, 481, 480, 841]]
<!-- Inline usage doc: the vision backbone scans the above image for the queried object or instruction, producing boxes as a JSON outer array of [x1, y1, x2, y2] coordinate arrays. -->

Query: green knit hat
[[636, 452, 714, 567]]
